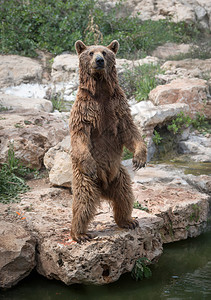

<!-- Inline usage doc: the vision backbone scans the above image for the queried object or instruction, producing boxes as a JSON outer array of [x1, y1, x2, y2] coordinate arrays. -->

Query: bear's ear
[[75, 40, 87, 55], [107, 40, 119, 54]]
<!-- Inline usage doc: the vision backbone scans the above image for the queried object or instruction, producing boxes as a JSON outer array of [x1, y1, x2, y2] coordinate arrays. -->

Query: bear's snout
[[95, 55, 104, 69]]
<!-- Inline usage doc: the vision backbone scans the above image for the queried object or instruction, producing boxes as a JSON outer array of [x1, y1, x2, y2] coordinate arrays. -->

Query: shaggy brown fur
[[70, 40, 147, 242]]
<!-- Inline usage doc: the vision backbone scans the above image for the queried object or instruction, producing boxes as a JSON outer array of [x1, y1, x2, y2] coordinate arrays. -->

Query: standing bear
[[70, 40, 147, 242]]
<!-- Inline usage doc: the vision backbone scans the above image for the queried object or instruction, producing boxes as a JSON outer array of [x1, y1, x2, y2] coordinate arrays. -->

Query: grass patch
[[50, 92, 66, 112], [120, 63, 164, 101], [0, 165, 29, 204], [133, 201, 149, 212], [0, 0, 200, 57], [0, 143, 38, 203]]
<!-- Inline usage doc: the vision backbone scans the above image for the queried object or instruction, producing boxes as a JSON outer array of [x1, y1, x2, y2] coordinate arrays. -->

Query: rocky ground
[[0, 42, 211, 289]]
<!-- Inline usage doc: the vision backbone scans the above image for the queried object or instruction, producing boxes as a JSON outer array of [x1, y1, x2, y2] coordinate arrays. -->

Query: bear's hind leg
[[105, 165, 139, 230], [71, 172, 100, 242]]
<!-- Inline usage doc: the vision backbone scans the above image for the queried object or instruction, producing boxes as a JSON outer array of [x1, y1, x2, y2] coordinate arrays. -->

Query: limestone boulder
[[51, 54, 79, 84], [152, 43, 193, 59], [0, 94, 53, 112], [185, 174, 211, 195], [128, 163, 211, 243], [0, 110, 69, 169], [0, 221, 36, 289], [149, 78, 210, 117], [0, 55, 43, 88], [131, 101, 189, 129], [131, 101, 189, 160], [161, 59, 211, 80], [44, 136, 72, 187], [0, 187, 163, 286], [37, 207, 163, 285], [178, 132, 211, 162]]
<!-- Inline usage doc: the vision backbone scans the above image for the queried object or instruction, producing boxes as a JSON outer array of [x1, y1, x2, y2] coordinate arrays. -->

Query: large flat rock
[[0, 188, 163, 286]]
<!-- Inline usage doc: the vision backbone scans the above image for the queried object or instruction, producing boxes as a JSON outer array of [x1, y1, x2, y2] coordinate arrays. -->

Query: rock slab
[[44, 136, 72, 187], [0, 94, 53, 113], [0, 221, 36, 289], [0, 110, 69, 169], [0, 188, 163, 286], [149, 78, 210, 116], [0, 55, 43, 88]]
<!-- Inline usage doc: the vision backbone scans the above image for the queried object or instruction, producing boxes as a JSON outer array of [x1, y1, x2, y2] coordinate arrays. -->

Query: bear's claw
[[72, 233, 93, 243], [118, 219, 139, 230], [133, 159, 146, 170]]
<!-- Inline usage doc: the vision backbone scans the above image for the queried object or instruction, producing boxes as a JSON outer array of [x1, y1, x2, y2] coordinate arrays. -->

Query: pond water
[[1, 230, 211, 300]]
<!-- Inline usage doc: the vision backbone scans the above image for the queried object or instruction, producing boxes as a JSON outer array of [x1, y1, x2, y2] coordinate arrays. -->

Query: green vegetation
[[131, 257, 152, 281], [50, 92, 66, 112], [133, 201, 149, 212], [167, 111, 211, 135], [0, 143, 37, 203], [153, 130, 163, 145], [0, 0, 200, 57], [0, 104, 11, 112], [121, 63, 164, 101], [167, 111, 192, 134], [152, 112, 211, 161]]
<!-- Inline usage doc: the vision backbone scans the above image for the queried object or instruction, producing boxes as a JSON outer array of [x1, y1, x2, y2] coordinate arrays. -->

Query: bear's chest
[[84, 99, 119, 136]]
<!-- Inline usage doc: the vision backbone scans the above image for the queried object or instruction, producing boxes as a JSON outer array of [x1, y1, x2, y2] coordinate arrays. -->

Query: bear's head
[[75, 40, 119, 78]]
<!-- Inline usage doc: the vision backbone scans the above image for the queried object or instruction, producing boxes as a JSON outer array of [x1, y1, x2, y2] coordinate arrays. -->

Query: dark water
[[1, 231, 211, 300]]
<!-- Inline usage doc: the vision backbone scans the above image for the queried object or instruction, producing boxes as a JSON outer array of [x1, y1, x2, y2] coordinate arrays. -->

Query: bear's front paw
[[133, 147, 147, 170]]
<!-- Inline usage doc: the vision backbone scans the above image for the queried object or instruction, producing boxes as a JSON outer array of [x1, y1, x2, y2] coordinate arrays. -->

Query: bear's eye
[[102, 51, 106, 57], [89, 52, 94, 57]]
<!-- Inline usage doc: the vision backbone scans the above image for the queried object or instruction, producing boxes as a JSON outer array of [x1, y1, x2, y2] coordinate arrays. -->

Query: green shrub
[[0, 165, 29, 204], [120, 63, 163, 101], [167, 111, 210, 135], [0, 143, 36, 203], [0, 0, 200, 57], [167, 111, 192, 134], [153, 130, 163, 145], [131, 257, 152, 281]]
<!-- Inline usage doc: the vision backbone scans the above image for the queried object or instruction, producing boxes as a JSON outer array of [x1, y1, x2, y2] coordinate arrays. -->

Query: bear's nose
[[95, 55, 104, 68]]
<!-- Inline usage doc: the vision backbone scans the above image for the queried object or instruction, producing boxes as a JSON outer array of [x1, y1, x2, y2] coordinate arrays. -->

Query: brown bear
[[70, 40, 147, 242]]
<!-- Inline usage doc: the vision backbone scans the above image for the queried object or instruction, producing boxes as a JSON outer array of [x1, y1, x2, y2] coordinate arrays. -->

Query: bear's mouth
[[92, 66, 105, 70]]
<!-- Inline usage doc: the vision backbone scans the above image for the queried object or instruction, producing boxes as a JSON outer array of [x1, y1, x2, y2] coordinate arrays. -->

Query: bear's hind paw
[[72, 233, 93, 243], [118, 219, 139, 230]]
